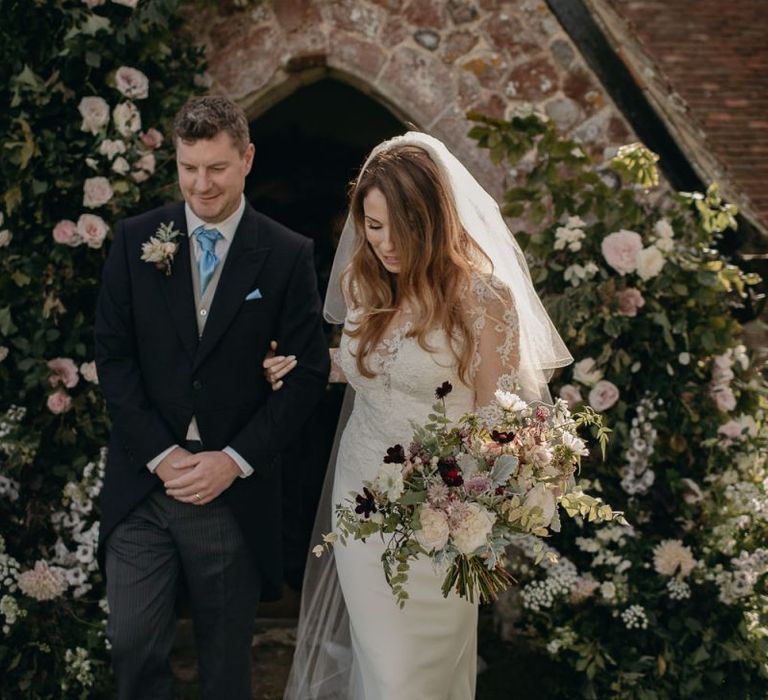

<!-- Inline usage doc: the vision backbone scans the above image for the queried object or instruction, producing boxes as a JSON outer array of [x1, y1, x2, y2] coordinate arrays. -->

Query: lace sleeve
[[468, 274, 521, 409]]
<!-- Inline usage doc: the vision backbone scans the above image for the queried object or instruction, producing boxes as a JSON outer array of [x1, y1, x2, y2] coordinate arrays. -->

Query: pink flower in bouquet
[[47, 357, 79, 388], [17, 560, 67, 601], [589, 380, 620, 412], [414, 506, 450, 551], [52, 219, 82, 247], [559, 384, 583, 407], [449, 503, 496, 555], [77, 213, 109, 249], [83, 176, 113, 208], [427, 481, 451, 508], [616, 287, 645, 317], [140, 128, 164, 150], [47, 389, 73, 414], [601, 229, 643, 275], [464, 474, 493, 497], [115, 66, 149, 100]]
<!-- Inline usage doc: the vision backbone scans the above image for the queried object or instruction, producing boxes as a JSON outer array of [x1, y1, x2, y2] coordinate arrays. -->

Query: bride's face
[[363, 187, 401, 274]]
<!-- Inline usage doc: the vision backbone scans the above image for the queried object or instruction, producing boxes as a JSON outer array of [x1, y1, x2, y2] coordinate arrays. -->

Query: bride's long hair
[[343, 144, 488, 383]]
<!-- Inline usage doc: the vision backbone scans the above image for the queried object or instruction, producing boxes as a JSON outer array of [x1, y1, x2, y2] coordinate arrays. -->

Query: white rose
[[77, 214, 109, 249], [559, 384, 583, 407], [0, 230, 11, 247], [83, 177, 113, 208], [588, 380, 620, 412], [374, 462, 404, 502], [115, 66, 149, 100], [112, 156, 130, 175], [601, 229, 643, 275], [573, 358, 603, 387], [414, 506, 450, 552], [450, 503, 496, 555], [636, 246, 666, 281], [98, 139, 126, 159], [79, 361, 99, 384], [113, 101, 142, 137], [523, 483, 557, 528], [78, 96, 110, 134]]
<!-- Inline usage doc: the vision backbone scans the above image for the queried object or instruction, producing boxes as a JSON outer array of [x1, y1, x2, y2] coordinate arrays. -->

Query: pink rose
[[47, 357, 79, 389], [47, 389, 72, 414], [77, 214, 109, 249], [83, 177, 113, 208], [559, 384, 583, 407], [78, 96, 110, 134], [52, 220, 82, 247], [601, 230, 643, 275], [115, 66, 149, 100], [616, 287, 645, 317], [140, 128, 164, 150], [588, 380, 620, 412]]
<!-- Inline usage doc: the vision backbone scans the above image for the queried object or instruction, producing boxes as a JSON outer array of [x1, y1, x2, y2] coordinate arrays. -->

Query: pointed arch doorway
[[245, 78, 405, 595]]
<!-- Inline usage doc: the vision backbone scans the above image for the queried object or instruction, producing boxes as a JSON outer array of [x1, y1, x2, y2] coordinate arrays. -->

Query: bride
[[268, 132, 571, 699]]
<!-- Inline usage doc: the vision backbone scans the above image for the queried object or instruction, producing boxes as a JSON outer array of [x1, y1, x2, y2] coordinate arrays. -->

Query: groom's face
[[176, 131, 255, 224]]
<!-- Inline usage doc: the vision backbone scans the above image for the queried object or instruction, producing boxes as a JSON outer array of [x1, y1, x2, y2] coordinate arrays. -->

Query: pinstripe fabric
[[105, 488, 260, 700]]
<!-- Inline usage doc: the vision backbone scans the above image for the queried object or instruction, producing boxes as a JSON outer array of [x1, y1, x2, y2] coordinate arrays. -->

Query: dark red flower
[[435, 381, 453, 399], [491, 430, 515, 444], [383, 444, 406, 464], [354, 487, 377, 518], [438, 458, 463, 487]]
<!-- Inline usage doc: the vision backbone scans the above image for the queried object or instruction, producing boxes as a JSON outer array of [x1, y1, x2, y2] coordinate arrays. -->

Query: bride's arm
[[470, 279, 520, 408], [328, 347, 347, 383]]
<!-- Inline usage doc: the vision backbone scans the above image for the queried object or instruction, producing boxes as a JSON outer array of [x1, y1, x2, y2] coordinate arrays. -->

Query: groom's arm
[[95, 220, 177, 469], [228, 238, 329, 475]]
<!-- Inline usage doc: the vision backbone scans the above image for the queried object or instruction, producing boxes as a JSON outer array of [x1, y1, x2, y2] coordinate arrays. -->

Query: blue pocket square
[[245, 288, 262, 301]]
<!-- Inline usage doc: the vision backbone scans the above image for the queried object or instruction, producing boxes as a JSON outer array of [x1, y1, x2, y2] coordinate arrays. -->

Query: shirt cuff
[[147, 444, 179, 473], [223, 446, 254, 478]]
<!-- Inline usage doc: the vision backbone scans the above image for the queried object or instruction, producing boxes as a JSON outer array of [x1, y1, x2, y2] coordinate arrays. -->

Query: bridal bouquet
[[320, 381, 626, 607]]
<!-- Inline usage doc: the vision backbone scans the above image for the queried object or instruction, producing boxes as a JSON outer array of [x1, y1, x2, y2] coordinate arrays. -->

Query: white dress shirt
[[147, 195, 254, 478]]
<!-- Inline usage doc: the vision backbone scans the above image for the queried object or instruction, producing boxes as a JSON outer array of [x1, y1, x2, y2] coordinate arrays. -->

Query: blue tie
[[193, 225, 223, 295]]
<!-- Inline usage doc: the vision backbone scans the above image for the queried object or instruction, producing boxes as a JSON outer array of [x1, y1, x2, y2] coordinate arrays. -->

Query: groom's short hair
[[173, 95, 250, 154]]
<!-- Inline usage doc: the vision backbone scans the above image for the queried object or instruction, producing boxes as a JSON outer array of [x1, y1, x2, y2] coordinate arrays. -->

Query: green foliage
[[469, 110, 768, 699], [0, 1, 203, 697]]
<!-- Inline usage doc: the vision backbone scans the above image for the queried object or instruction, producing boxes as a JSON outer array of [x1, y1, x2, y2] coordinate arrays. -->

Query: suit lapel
[[193, 204, 271, 370], [161, 203, 198, 362]]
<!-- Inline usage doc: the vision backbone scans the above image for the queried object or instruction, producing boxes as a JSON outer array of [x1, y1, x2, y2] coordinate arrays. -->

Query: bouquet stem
[[441, 556, 515, 604]]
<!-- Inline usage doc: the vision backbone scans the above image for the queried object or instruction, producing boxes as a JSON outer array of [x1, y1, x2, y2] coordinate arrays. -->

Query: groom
[[95, 95, 329, 699]]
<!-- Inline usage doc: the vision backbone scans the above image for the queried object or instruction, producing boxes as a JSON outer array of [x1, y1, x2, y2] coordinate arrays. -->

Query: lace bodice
[[335, 274, 520, 484]]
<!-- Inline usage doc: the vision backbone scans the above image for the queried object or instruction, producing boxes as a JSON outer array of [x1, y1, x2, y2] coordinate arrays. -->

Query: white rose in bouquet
[[374, 462, 405, 502], [450, 503, 496, 555], [414, 506, 450, 552], [523, 482, 557, 527]]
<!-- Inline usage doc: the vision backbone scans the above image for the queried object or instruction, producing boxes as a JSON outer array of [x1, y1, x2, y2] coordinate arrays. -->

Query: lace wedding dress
[[327, 276, 519, 700]]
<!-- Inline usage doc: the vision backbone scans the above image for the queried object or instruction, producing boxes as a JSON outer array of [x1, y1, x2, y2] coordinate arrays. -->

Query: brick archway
[[185, 0, 634, 202]]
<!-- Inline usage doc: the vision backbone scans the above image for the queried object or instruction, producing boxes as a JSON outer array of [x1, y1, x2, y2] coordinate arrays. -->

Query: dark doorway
[[246, 79, 405, 594]]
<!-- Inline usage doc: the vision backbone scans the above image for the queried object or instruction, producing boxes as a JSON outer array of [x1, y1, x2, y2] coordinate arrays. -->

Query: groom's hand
[[154, 446, 193, 483], [164, 451, 240, 505]]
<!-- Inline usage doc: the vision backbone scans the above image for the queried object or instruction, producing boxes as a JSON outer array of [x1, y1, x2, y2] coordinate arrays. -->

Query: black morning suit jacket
[[94, 200, 330, 600]]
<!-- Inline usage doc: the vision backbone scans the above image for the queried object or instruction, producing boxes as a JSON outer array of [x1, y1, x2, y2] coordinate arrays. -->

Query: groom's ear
[[243, 142, 255, 174]]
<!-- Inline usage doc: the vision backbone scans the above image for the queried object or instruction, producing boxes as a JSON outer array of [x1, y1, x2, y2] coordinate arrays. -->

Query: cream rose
[[615, 287, 645, 317], [80, 361, 99, 384], [52, 219, 82, 247], [115, 66, 149, 100], [113, 101, 142, 137], [573, 357, 603, 387], [601, 229, 643, 275], [589, 380, 620, 412], [559, 384, 583, 407], [636, 246, 665, 281], [414, 506, 450, 552], [78, 96, 110, 134], [77, 214, 109, 249], [523, 483, 557, 528], [450, 503, 496, 555], [47, 389, 73, 414], [83, 177, 113, 208], [99, 138, 126, 159], [112, 156, 130, 175]]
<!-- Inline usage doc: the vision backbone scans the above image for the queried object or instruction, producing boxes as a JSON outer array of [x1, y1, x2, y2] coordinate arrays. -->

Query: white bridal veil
[[283, 132, 572, 699]]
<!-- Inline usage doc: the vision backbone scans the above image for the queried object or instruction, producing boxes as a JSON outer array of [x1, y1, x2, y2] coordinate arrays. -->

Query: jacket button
[[192, 379, 202, 391]]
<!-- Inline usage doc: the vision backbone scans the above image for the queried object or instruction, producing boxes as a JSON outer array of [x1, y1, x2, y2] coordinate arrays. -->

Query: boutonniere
[[141, 221, 183, 276]]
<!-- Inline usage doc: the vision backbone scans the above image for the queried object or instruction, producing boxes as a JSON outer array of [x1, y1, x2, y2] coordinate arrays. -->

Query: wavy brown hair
[[343, 144, 488, 383]]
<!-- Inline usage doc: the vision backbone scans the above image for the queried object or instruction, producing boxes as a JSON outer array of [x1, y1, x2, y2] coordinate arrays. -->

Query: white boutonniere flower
[[141, 221, 182, 276]]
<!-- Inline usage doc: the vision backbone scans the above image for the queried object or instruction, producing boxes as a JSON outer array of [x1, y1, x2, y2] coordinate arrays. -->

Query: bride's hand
[[263, 340, 297, 391]]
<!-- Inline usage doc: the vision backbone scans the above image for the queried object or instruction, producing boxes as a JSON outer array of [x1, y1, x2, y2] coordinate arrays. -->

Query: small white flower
[[495, 390, 527, 412], [678, 352, 691, 365], [374, 462, 404, 502], [600, 581, 616, 600]]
